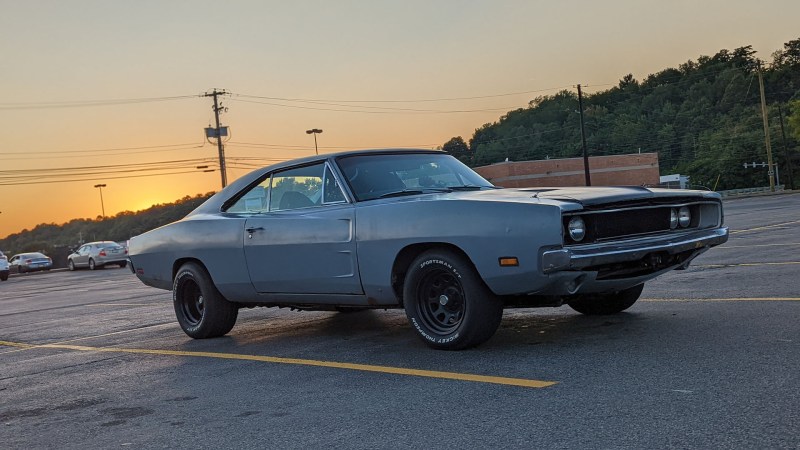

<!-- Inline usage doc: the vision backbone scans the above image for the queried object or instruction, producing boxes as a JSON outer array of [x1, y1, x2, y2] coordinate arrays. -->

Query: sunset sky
[[2, 0, 799, 238]]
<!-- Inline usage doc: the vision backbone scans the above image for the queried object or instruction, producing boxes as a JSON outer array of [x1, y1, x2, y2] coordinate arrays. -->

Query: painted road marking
[[693, 262, 800, 268], [0, 340, 557, 389], [730, 220, 800, 235], [643, 298, 800, 302], [87, 303, 153, 307], [719, 243, 800, 249]]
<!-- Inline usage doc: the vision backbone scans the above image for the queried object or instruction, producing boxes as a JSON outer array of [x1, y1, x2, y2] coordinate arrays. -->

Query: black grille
[[564, 205, 698, 244]]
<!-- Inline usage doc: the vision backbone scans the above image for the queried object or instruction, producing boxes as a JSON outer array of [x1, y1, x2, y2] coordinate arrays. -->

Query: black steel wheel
[[403, 249, 502, 350], [567, 284, 644, 315], [173, 261, 238, 339]]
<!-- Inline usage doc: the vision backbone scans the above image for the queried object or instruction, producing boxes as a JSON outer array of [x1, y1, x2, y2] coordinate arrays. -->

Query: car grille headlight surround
[[678, 206, 691, 228], [669, 208, 679, 229], [567, 216, 586, 242]]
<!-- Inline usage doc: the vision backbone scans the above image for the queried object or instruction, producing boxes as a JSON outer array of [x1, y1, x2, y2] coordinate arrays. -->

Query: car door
[[74, 245, 90, 267], [242, 162, 363, 295]]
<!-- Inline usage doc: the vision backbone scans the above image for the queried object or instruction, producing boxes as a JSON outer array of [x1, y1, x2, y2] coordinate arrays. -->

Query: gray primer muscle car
[[128, 149, 728, 350]]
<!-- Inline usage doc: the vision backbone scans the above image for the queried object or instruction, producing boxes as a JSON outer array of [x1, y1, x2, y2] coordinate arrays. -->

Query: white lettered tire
[[403, 249, 502, 350]]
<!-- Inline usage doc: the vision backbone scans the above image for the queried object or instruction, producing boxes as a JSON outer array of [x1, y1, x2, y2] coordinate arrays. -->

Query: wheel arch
[[390, 242, 478, 305], [172, 257, 210, 282]]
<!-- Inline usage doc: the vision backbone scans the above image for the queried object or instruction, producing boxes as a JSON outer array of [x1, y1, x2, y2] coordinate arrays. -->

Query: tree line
[[442, 38, 800, 191], [0, 193, 213, 259]]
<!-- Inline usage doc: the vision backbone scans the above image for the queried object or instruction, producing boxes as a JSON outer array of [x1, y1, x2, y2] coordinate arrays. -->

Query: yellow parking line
[[731, 220, 800, 234], [0, 340, 557, 389], [719, 243, 800, 249], [87, 303, 152, 307], [643, 298, 800, 302], [694, 262, 800, 268]]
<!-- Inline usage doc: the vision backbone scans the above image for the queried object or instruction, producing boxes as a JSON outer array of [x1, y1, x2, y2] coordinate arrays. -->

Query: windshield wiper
[[378, 188, 451, 198], [448, 185, 488, 191]]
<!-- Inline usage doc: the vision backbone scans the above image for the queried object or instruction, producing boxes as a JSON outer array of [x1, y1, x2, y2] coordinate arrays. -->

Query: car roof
[[190, 148, 445, 216]]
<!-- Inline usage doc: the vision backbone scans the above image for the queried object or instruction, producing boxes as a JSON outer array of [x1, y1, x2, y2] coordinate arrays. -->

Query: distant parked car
[[0, 251, 9, 281], [68, 241, 128, 270], [9, 252, 53, 273]]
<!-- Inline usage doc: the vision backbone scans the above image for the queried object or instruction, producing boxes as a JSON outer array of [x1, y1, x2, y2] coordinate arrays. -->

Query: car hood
[[425, 186, 720, 209]]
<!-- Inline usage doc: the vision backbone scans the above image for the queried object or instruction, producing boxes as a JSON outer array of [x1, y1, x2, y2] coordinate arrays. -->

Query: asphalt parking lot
[[1, 193, 798, 449]]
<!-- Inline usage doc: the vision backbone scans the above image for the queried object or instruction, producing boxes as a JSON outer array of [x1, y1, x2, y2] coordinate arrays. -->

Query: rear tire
[[88, 259, 97, 270], [118, 261, 127, 269], [0, 273, 7, 281], [403, 249, 502, 350], [567, 284, 644, 315], [173, 262, 238, 339]]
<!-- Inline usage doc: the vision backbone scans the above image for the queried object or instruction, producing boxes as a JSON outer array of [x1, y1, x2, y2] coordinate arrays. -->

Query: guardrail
[[717, 185, 785, 197]]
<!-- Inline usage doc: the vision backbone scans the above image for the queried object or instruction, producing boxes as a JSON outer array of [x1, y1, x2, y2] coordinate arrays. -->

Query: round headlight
[[568, 216, 586, 242], [669, 208, 678, 229], [678, 206, 691, 228]]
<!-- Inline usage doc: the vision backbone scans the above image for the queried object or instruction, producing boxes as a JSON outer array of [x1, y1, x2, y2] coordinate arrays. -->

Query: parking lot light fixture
[[93, 184, 107, 218], [306, 128, 323, 155]]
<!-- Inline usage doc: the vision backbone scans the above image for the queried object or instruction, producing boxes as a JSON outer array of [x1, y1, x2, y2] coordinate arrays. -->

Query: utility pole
[[203, 89, 229, 188], [577, 84, 591, 186], [756, 64, 776, 192]]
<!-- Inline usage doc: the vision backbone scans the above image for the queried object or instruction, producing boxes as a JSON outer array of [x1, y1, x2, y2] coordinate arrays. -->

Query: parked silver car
[[9, 252, 53, 273], [68, 241, 128, 270], [0, 251, 9, 281], [129, 149, 728, 350]]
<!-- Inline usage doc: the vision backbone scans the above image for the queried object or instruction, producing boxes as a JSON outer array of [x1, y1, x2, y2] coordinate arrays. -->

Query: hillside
[[442, 38, 800, 191]]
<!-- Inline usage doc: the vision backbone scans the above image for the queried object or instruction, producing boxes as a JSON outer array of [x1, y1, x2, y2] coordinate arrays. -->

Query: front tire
[[567, 284, 644, 315], [68, 260, 75, 271], [403, 250, 502, 350], [173, 262, 238, 339]]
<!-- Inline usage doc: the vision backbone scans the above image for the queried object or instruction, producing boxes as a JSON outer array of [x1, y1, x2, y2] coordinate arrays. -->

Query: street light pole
[[93, 184, 107, 218], [306, 128, 323, 155]]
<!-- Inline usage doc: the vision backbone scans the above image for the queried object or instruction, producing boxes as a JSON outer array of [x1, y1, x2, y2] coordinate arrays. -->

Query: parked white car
[[0, 250, 9, 281], [68, 241, 128, 270]]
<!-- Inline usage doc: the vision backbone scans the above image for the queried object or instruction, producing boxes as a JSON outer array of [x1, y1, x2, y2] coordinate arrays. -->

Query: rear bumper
[[541, 227, 729, 273]]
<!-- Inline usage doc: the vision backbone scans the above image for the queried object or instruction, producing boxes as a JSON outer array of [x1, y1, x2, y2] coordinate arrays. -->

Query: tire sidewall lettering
[[410, 317, 460, 344], [419, 259, 462, 279]]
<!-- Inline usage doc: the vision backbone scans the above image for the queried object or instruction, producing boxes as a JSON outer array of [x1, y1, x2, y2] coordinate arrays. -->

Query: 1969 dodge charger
[[128, 149, 728, 350]]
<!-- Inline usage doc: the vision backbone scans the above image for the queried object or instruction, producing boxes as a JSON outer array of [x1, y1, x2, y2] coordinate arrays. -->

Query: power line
[[0, 169, 217, 186], [229, 98, 520, 114], [1, 144, 207, 161], [232, 85, 575, 104], [0, 95, 199, 110]]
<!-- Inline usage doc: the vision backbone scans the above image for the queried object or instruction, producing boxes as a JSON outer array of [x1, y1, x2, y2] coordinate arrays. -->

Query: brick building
[[473, 153, 660, 188]]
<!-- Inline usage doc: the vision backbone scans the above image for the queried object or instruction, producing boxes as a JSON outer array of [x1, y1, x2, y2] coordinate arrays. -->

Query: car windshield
[[337, 153, 494, 201]]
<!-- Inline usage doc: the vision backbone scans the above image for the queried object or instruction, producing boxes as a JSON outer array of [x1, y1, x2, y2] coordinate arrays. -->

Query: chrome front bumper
[[541, 227, 729, 274]]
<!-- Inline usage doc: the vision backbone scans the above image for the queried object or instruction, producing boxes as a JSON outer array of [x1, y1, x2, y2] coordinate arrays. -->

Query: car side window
[[226, 181, 271, 213], [323, 165, 346, 204], [270, 163, 324, 211]]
